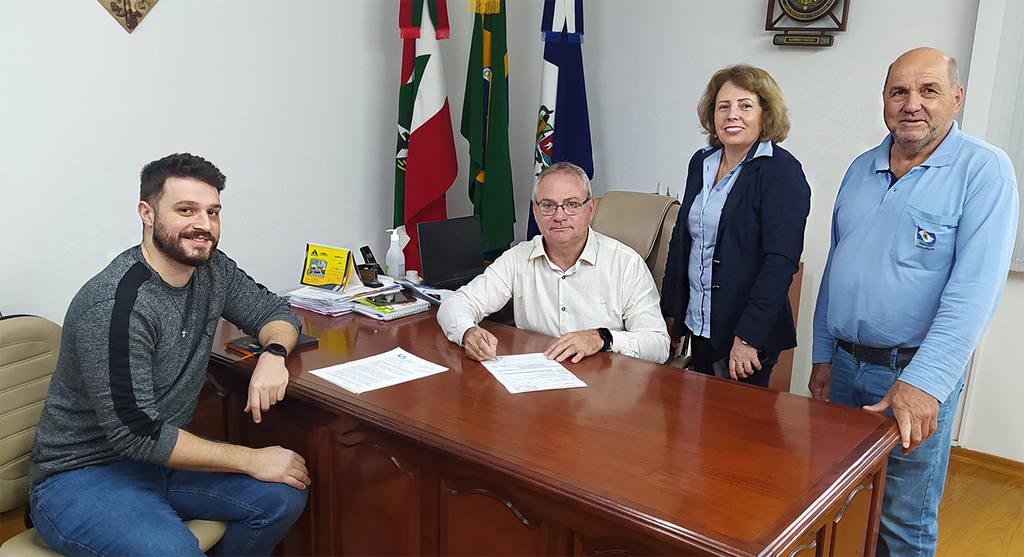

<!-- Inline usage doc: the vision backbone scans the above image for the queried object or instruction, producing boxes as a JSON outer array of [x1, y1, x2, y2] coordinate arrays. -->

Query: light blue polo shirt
[[812, 122, 1019, 401]]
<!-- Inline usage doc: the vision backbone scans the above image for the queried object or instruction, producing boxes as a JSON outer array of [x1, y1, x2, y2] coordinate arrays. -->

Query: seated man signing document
[[437, 162, 670, 364]]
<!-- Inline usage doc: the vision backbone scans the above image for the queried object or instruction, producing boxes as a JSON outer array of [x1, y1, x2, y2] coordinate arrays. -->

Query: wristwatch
[[597, 328, 612, 352], [261, 343, 288, 359]]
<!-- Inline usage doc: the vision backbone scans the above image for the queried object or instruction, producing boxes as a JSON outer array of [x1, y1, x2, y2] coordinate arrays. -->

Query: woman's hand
[[664, 317, 678, 350], [728, 336, 761, 380]]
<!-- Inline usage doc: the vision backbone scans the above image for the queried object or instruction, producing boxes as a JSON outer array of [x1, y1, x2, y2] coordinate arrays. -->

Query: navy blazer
[[661, 143, 811, 361]]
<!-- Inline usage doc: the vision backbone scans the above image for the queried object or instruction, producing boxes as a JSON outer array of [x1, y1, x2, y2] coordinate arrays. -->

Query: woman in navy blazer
[[661, 65, 810, 388]]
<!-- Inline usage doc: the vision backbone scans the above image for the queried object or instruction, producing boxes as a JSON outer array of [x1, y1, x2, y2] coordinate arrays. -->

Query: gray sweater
[[30, 246, 300, 484]]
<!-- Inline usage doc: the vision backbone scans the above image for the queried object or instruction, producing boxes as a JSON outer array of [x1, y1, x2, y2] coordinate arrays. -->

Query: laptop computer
[[417, 215, 486, 290]]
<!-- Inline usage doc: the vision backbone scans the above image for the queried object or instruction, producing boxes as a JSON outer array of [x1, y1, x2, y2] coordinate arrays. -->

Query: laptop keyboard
[[431, 275, 475, 291]]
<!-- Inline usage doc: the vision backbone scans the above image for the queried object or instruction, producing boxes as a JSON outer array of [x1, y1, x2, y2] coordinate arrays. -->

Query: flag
[[462, 0, 515, 260], [395, 0, 459, 273], [528, 0, 594, 238]]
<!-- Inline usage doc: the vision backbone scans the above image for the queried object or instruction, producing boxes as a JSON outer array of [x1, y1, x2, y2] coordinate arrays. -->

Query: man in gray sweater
[[29, 153, 308, 556]]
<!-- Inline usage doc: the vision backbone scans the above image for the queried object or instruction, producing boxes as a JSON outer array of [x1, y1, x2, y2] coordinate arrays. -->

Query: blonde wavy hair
[[697, 64, 790, 148]]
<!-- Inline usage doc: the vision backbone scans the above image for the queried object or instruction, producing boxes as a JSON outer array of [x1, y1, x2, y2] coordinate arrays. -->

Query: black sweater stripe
[[109, 263, 163, 440]]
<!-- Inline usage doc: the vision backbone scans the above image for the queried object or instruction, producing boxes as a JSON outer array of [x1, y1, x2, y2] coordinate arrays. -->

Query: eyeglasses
[[535, 198, 591, 216]]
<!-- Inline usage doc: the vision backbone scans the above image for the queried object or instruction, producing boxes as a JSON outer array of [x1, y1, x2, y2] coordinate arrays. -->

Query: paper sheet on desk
[[309, 347, 447, 394], [481, 353, 587, 394]]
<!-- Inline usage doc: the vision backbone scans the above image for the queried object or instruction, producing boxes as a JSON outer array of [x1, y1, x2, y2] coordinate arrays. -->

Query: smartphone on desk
[[225, 333, 319, 358], [367, 292, 415, 306], [359, 246, 385, 276], [712, 351, 770, 379]]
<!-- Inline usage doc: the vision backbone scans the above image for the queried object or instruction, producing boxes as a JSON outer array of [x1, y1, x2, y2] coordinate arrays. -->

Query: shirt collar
[[703, 139, 774, 162], [750, 139, 774, 160], [578, 228, 599, 265], [921, 120, 962, 168], [529, 227, 598, 270], [874, 120, 963, 173]]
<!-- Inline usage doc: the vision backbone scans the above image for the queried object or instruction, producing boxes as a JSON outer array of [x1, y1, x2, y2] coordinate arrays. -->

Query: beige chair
[[0, 315, 227, 556], [591, 192, 689, 367], [591, 190, 680, 294]]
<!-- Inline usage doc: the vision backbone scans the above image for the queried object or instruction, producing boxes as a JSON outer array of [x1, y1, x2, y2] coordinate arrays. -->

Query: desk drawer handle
[[446, 487, 540, 530], [834, 482, 873, 523], [443, 477, 541, 531], [786, 539, 816, 557], [373, 444, 414, 477], [336, 430, 414, 477]]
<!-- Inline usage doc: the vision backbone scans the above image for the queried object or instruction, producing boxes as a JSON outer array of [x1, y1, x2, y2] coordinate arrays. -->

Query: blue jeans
[[29, 459, 307, 556], [828, 341, 965, 557]]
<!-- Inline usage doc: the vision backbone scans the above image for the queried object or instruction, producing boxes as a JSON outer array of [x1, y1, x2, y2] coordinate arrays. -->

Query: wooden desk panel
[[207, 308, 897, 556]]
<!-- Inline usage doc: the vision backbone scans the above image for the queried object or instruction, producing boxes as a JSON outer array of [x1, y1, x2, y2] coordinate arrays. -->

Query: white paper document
[[309, 347, 448, 394], [480, 353, 587, 394]]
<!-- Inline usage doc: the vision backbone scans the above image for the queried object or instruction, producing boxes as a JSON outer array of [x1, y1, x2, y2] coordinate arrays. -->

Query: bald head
[[884, 47, 960, 92]]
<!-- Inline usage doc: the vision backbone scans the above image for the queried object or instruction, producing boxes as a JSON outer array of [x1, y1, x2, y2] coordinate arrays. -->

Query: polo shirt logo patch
[[915, 227, 936, 250]]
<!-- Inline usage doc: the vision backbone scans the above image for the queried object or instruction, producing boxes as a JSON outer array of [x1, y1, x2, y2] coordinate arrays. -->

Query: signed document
[[480, 353, 587, 394], [310, 347, 447, 394]]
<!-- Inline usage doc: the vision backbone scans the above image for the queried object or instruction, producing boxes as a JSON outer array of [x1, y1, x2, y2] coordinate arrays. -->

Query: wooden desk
[[202, 308, 898, 557]]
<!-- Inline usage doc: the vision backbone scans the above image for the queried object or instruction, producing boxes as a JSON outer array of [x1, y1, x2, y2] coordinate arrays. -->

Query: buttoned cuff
[[448, 319, 477, 347]]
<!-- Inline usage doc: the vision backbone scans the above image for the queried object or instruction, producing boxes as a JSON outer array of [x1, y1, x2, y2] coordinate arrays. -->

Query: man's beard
[[892, 116, 946, 153], [152, 215, 218, 267]]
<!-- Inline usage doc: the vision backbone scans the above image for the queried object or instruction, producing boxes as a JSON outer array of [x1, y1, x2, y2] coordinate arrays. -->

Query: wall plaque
[[765, 0, 849, 47]]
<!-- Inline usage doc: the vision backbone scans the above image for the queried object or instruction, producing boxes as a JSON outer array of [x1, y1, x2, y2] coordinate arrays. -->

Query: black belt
[[837, 339, 918, 368]]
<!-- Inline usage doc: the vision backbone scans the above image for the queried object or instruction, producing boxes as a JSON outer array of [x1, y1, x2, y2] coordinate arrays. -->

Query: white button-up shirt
[[437, 229, 670, 363]]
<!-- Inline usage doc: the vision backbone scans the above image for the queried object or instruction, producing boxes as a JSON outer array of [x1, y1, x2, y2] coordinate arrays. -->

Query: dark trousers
[[690, 335, 777, 388]]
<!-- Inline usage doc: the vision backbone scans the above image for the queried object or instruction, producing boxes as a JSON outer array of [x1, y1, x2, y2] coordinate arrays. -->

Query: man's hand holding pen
[[464, 321, 498, 361]]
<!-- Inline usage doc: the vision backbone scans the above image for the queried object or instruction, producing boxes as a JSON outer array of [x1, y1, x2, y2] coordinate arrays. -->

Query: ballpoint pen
[[473, 320, 497, 361]]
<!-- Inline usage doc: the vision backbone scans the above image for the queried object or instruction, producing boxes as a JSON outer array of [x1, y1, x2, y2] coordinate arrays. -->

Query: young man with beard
[[29, 153, 309, 556]]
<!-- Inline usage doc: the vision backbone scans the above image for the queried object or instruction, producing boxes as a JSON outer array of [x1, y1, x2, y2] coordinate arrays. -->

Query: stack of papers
[[288, 278, 403, 316], [287, 286, 356, 316]]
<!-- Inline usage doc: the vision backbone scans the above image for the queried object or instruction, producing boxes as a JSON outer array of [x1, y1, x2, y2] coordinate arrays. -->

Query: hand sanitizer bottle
[[385, 228, 405, 278]]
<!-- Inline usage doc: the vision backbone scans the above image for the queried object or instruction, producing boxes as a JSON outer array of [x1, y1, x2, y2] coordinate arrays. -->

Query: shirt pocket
[[891, 205, 958, 271]]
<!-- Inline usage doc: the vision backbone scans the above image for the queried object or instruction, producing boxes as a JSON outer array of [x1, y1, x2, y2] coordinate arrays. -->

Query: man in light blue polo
[[809, 47, 1018, 556]]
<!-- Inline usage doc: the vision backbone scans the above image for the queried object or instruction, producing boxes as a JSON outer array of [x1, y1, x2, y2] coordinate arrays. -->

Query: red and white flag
[[394, 0, 458, 272]]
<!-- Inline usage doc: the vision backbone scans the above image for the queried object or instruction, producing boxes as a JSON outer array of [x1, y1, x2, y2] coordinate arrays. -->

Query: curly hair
[[697, 65, 790, 148], [140, 153, 226, 204]]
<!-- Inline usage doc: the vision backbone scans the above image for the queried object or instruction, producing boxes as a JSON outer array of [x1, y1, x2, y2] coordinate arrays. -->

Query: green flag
[[461, 0, 515, 259]]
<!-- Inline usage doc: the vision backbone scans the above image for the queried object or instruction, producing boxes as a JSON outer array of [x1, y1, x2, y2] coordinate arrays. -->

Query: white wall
[[0, 0, 546, 324], [954, 0, 1024, 463], [959, 275, 1024, 461], [1, 0, 408, 321], [2, 0, 1017, 459]]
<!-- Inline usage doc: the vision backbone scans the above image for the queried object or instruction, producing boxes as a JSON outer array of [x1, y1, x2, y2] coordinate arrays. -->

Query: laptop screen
[[417, 216, 486, 286]]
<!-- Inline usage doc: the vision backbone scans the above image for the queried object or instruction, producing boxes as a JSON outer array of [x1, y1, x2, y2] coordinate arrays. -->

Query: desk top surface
[[211, 308, 897, 555]]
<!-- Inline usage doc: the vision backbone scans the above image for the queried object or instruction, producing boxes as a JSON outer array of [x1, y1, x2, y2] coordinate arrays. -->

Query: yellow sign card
[[301, 243, 359, 291]]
